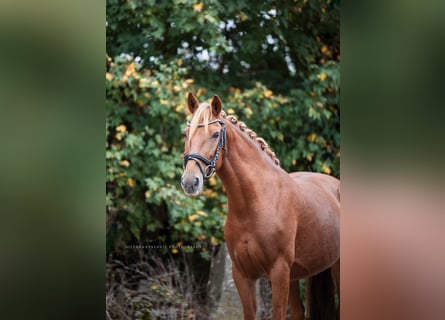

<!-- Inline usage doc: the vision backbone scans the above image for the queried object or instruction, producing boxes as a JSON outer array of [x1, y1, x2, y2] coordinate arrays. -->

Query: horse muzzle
[[181, 173, 203, 196]]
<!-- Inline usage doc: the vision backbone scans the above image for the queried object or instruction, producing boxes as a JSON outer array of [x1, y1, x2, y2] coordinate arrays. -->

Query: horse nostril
[[193, 177, 199, 187]]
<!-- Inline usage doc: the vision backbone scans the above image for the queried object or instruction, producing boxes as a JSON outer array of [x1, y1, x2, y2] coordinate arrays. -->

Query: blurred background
[[105, 0, 339, 318], [1, 0, 444, 319]]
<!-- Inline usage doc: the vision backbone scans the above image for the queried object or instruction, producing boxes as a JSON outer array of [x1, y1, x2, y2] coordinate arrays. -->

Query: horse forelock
[[188, 102, 213, 146]]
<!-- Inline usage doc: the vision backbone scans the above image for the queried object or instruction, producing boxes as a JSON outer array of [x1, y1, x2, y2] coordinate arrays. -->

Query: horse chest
[[225, 221, 290, 278], [227, 235, 269, 278]]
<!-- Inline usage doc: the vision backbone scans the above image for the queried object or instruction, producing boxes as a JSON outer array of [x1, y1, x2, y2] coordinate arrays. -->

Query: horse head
[[181, 92, 226, 196]]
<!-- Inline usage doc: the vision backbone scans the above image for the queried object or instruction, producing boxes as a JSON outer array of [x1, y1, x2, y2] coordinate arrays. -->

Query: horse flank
[[188, 103, 280, 166]]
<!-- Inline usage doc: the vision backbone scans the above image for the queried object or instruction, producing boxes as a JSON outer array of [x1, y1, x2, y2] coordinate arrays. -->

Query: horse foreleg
[[331, 258, 340, 320], [289, 279, 305, 320], [288, 263, 305, 320], [305, 277, 311, 320], [270, 261, 290, 320], [232, 265, 257, 320]]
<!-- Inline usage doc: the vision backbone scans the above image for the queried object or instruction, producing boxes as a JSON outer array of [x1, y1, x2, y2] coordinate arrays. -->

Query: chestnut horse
[[181, 93, 340, 320]]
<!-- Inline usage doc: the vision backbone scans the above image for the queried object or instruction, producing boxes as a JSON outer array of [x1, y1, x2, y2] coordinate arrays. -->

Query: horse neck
[[217, 121, 285, 210]]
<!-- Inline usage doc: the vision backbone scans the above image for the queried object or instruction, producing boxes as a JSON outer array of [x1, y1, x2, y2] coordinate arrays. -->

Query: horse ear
[[187, 92, 199, 114], [211, 95, 222, 116]]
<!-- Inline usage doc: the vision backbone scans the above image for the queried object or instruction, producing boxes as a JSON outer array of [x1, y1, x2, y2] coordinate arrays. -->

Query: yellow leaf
[[173, 85, 182, 92], [210, 236, 218, 246], [196, 88, 206, 96], [188, 214, 199, 222], [197, 211, 208, 217], [176, 104, 184, 112], [237, 12, 248, 22], [317, 73, 327, 81], [193, 2, 203, 12], [106, 72, 113, 81], [227, 108, 235, 115], [185, 79, 194, 84], [198, 234, 206, 240], [160, 99, 169, 105], [116, 125, 127, 133], [120, 160, 130, 167], [124, 62, 136, 78], [307, 133, 317, 142], [320, 45, 328, 54], [126, 178, 136, 188], [264, 89, 273, 98], [139, 78, 150, 88], [203, 189, 216, 198], [322, 165, 331, 175], [151, 285, 159, 290], [171, 248, 179, 254], [208, 176, 217, 186]]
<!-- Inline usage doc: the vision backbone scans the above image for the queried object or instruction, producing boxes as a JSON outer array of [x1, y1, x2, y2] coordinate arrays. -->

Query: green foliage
[[106, 0, 339, 260], [106, 56, 226, 258], [106, 0, 340, 92], [222, 63, 340, 176]]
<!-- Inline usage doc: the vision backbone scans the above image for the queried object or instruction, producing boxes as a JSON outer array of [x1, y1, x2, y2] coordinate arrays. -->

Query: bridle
[[183, 119, 226, 180]]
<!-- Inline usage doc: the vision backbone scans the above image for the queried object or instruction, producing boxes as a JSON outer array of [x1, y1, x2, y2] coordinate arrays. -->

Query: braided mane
[[220, 110, 280, 167], [188, 103, 280, 167]]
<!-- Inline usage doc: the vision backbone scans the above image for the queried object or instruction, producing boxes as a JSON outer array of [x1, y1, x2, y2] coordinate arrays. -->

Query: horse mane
[[221, 110, 281, 167], [189, 103, 281, 166]]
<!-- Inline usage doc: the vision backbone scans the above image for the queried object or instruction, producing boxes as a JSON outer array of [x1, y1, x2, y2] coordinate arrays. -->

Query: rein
[[183, 119, 226, 180]]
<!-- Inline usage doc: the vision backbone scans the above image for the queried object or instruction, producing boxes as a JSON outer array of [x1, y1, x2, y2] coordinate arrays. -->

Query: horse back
[[290, 171, 340, 203]]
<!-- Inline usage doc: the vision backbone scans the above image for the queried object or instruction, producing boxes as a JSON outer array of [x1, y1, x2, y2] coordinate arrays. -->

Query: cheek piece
[[183, 119, 226, 180]]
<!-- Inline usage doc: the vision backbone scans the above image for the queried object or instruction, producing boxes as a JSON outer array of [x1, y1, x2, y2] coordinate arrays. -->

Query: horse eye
[[212, 132, 220, 139]]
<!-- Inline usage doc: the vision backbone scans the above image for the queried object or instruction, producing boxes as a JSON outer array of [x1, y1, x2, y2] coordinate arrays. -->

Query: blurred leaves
[[106, 0, 340, 93], [106, 0, 339, 260], [106, 56, 227, 258]]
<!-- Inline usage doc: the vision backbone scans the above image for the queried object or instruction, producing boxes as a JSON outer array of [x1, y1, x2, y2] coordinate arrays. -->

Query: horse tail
[[308, 267, 336, 320]]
